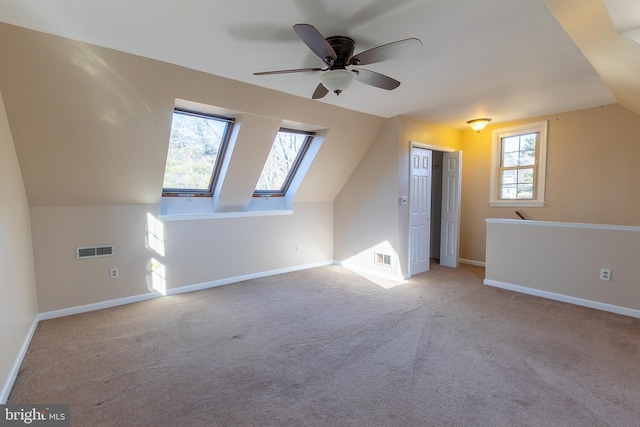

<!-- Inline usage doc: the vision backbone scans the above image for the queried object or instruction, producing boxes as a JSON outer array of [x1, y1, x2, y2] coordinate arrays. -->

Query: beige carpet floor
[[8, 263, 640, 426]]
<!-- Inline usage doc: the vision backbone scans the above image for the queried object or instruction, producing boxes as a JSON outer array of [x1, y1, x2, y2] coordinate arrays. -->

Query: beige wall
[[396, 116, 462, 273], [0, 24, 379, 313], [460, 103, 640, 262], [334, 116, 461, 278], [334, 118, 402, 277], [485, 219, 640, 313], [336, 102, 640, 276], [0, 23, 385, 208], [0, 91, 38, 402]]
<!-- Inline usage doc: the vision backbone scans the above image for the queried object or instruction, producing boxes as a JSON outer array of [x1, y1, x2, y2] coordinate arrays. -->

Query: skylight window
[[162, 109, 234, 196], [254, 128, 314, 196]]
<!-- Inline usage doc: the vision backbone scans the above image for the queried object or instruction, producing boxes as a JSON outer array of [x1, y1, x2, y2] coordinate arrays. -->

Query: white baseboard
[[164, 260, 334, 296], [1, 316, 39, 404], [38, 260, 335, 321], [38, 293, 160, 321], [459, 258, 486, 267], [484, 279, 640, 319]]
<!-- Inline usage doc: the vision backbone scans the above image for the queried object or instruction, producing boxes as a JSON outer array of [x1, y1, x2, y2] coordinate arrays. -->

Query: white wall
[[162, 202, 333, 289], [31, 202, 333, 313], [485, 219, 640, 316], [0, 92, 38, 403]]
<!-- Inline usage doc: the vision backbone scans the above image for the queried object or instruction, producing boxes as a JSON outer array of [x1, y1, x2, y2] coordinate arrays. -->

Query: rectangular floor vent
[[374, 252, 392, 267], [76, 245, 115, 259]]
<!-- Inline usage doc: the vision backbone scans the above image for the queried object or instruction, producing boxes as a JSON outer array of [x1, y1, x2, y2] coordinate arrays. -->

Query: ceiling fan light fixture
[[467, 118, 491, 133], [320, 69, 356, 95]]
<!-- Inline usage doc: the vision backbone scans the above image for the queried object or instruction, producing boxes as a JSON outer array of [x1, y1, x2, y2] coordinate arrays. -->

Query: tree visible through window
[[162, 110, 233, 195], [499, 133, 537, 200], [490, 120, 548, 207], [254, 129, 313, 196]]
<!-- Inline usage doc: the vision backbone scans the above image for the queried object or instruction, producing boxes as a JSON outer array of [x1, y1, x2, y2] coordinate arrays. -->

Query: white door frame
[[408, 141, 458, 276]]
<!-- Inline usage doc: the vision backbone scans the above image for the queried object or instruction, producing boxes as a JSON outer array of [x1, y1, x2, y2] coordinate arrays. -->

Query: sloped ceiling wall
[[0, 23, 386, 207], [545, 0, 640, 116]]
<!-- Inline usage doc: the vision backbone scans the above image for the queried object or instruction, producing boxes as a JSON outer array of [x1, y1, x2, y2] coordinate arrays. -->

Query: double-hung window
[[490, 121, 548, 207], [162, 109, 234, 196], [254, 128, 314, 197]]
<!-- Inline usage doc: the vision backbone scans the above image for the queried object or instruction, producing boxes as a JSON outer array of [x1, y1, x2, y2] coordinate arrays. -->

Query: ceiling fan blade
[[253, 67, 323, 75], [293, 24, 337, 64], [350, 38, 422, 66], [312, 83, 329, 99], [354, 69, 401, 90]]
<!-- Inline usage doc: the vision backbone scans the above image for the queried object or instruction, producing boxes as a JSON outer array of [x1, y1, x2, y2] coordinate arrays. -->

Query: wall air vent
[[374, 252, 392, 267], [76, 245, 115, 259]]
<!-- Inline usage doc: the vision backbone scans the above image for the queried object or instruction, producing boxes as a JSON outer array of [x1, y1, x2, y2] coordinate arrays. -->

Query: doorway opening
[[430, 151, 443, 264], [408, 142, 462, 277]]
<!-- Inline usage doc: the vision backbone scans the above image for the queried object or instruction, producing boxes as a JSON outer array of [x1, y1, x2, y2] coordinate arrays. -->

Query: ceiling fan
[[254, 24, 422, 99]]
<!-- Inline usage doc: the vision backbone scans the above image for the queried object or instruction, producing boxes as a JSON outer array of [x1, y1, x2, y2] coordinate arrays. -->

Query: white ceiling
[[0, 0, 619, 128], [604, 0, 640, 33]]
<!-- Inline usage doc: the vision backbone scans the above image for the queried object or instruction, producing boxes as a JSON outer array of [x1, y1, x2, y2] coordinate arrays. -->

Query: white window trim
[[489, 120, 548, 207], [158, 209, 293, 222]]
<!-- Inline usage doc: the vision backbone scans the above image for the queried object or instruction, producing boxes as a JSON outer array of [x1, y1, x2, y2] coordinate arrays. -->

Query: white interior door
[[409, 147, 431, 275], [440, 151, 462, 268]]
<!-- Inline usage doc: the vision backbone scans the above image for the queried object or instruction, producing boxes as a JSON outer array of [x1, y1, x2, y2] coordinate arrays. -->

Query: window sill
[[159, 210, 293, 222], [489, 200, 545, 208]]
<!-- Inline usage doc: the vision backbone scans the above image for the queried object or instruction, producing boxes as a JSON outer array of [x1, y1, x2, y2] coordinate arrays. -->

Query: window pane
[[501, 169, 516, 184], [503, 152, 519, 167], [519, 149, 536, 166], [502, 136, 520, 154], [255, 130, 311, 193], [500, 167, 535, 200], [163, 112, 229, 191], [501, 133, 537, 167], [517, 184, 533, 199], [501, 184, 516, 199], [521, 133, 537, 151], [518, 168, 534, 184]]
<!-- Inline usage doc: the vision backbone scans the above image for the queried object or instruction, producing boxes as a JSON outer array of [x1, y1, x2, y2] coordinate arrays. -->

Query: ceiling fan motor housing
[[326, 36, 356, 68]]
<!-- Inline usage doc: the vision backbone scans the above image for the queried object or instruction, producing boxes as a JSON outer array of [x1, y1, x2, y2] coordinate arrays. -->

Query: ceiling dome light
[[320, 69, 357, 96], [467, 118, 491, 133]]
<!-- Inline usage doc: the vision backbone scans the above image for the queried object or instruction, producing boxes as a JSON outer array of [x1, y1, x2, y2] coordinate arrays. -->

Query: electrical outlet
[[110, 267, 119, 279], [294, 244, 299, 253], [599, 268, 611, 282]]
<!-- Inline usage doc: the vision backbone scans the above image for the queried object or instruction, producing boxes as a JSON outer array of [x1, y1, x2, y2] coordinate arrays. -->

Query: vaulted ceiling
[[1, 0, 636, 129]]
